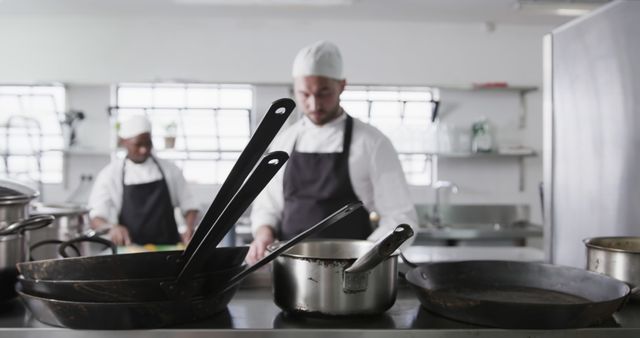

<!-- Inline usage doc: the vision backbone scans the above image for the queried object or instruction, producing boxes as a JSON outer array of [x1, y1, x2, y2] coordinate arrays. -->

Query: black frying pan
[[20, 202, 364, 329], [403, 258, 639, 329], [17, 151, 288, 301]]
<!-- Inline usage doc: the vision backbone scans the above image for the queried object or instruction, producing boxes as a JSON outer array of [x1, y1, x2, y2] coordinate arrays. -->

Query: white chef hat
[[118, 115, 151, 139], [292, 40, 344, 80]]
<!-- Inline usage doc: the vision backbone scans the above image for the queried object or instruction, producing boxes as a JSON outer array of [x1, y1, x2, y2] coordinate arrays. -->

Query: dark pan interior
[[18, 246, 249, 280]]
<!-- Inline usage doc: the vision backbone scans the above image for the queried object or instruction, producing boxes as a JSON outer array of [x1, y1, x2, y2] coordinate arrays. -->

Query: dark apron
[[280, 114, 372, 240], [118, 156, 181, 245]]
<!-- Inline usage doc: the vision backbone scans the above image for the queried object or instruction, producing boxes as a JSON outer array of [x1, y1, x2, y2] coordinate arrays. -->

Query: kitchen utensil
[[402, 258, 640, 329], [585, 237, 640, 296], [0, 215, 53, 301], [182, 98, 294, 261], [17, 152, 288, 302], [19, 202, 363, 329], [269, 223, 414, 316]]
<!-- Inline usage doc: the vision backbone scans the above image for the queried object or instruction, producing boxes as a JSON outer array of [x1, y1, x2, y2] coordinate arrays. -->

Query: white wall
[[1, 15, 553, 227]]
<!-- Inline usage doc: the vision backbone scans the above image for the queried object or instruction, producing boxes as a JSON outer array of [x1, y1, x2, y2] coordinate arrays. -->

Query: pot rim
[[31, 203, 90, 216], [0, 179, 39, 203], [267, 239, 400, 260], [584, 236, 640, 254]]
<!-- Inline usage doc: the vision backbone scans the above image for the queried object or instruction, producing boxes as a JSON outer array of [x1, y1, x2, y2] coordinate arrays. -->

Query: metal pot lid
[[0, 178, 39, 203], [31, 203, 90, 216]]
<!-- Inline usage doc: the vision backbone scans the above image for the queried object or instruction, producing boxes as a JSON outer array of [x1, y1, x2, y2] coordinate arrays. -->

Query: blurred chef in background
[[246, 40, 418, 264], [88, 115, 199, 246]]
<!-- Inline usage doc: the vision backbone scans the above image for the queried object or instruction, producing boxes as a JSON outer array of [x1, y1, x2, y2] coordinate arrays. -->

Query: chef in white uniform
[[88, 115, 199, 246], [246, 40, 418, 264]]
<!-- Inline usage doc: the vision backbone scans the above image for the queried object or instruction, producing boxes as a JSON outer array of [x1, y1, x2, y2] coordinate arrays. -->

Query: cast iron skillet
[[402, 256, 640, 329]]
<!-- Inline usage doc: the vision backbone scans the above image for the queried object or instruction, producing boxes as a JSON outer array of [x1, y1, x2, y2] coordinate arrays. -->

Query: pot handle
[[343, 223, 414, 293], [0, 215, 54, 236]]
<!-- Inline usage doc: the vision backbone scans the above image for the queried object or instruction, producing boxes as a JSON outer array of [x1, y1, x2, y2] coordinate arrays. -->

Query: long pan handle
[[170, 151, 289, 289], [211, 201, 364, 298], [182, 98, 295, 260]]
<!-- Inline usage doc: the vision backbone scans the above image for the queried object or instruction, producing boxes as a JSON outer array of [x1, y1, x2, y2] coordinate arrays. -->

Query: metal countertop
[[1, 286, 640, 338]]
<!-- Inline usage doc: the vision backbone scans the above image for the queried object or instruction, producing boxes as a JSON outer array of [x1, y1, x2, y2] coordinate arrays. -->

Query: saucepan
[[585, 236, 640, 299], [268, 223, 414, 316]]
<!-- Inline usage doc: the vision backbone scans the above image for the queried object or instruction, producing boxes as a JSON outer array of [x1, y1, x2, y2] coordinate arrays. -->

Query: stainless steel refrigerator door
[[548, 0, 640, 268]]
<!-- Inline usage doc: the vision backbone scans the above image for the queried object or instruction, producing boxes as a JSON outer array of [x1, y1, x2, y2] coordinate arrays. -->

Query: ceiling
[[0, 0, 612, 26]]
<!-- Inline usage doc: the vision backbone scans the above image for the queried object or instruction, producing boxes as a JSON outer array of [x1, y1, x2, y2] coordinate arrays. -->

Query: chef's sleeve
[[88, 166, 117, 223]]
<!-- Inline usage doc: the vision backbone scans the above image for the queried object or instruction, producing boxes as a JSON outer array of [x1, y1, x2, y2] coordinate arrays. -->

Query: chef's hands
[[246, 225, 275, 265], [181, 226, 194, 245], [109, 224, 132, 246]]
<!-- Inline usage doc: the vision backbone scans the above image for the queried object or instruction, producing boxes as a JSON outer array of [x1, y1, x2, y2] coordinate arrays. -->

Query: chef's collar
[[301, 109, 346, 129]]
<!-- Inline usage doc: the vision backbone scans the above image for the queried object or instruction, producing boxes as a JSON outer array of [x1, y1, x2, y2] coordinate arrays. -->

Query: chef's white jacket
[[88, 156, 199, 223], [250, 112, 418, 244]]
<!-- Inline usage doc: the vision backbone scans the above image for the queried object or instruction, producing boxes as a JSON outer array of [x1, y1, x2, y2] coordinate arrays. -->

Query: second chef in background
[[88, 115, 199, 246], [247, 40, 418, 264]]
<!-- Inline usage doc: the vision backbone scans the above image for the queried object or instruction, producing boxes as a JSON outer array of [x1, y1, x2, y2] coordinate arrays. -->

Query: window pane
[[118, 87, 152, 106], [153, 86, 185, 108], [187, 87, 219, 108], [0, 85, 65, 183], [115, 83, 253, 184], [219, 89, 252, 108], [342, 86, 435, 185]]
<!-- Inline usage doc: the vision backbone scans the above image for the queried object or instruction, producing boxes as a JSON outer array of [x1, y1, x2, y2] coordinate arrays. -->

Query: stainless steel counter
[[2, 285, 640, 337]]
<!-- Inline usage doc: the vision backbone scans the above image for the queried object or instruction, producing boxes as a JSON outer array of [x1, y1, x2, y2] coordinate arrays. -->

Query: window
[[0, 85, 65, 183], [113, 83, 253, 184], [340, 86, 437, 185]]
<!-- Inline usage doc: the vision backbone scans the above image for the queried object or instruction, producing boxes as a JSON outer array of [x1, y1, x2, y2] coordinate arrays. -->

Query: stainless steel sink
[[415, 204, 530, 228]]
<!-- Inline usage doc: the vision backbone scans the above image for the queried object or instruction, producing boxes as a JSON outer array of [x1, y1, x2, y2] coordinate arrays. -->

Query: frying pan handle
[[183, 98, 294, 260], [170, 151, 289, 291], [29, 239, 81, 260], [58, 236, 117, 257], [211, 201, 364, 298]]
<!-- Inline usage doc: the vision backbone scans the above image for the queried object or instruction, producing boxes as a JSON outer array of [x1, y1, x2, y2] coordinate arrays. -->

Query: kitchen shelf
[[423, 151, 537, 158]]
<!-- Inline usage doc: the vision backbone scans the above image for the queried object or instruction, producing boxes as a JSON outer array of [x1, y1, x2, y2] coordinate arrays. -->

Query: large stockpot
[[268, 224, 414, 316], [0, 179, 39, 229], [0, 216, 54, 301], [584, 237, 640, 290]]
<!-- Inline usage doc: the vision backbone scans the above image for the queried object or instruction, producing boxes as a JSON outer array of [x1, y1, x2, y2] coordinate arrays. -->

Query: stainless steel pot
[[268, 224, 414, 316], [29, 203, 90, 259], [0, 179, 39, 230], [0, 215, 54, 301], [584, 237, 640, 290]]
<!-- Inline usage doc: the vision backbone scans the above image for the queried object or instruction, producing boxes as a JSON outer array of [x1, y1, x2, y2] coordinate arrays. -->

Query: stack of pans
[[13, 98, 298, 329]]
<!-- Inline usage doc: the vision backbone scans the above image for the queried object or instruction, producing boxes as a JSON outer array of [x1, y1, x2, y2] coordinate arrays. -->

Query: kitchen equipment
[[403, 258, 639, 329], [269, 224, 413, 316], [20, 202, 363, 329], [17, 151, 288, 302], [0, 179, 39, 230], [29, 203, 90, 259], [544, 1, 640, 268], [183, 98, 294, 261], [0, 215, 54, 301], [585, 237, 640, 292]]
